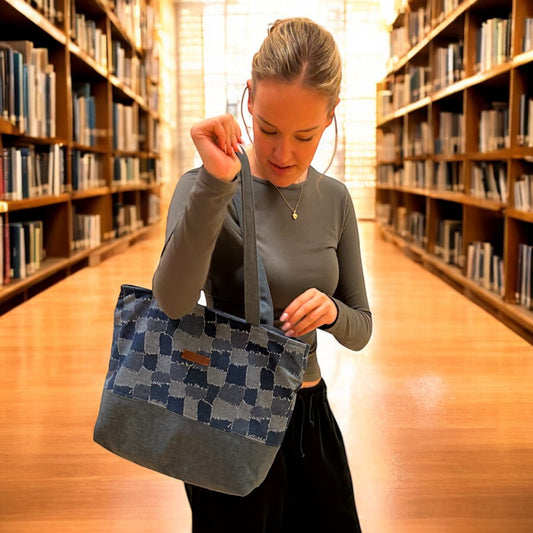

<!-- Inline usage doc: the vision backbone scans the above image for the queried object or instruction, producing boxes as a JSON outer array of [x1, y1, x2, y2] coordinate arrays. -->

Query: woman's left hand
[[279, 288, 337, 337]]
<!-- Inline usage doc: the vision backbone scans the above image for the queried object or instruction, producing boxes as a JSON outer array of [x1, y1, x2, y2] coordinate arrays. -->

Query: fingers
[[211, 117, 244, 156], [190, 114, 245, 181], [279, 289, 337, 337], [192, 114, 244, 156]]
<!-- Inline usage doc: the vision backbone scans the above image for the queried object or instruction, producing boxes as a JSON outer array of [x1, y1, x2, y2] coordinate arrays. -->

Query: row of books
[[398, 208, 426, 248], [0, 41, 56, 137], [141, 113, 160, 153], [406, 121, 432, 157], [517, 94, 533, 148], [434, 0, 461, 23], [111, 41, 139, 91], [479, 103, 509, 152], [376, 131, 401, 162], [475, 16, 512, 73], [72, 151, 105, 192], [524, 19, 533, 53], [113, 102, 139, 152], [517, 243, 533, 309], [0, 218, 44, 284], [406, 4, 431, 47], [435, 219, 463, 267], [146, 193, 161, 225], [433, 42, 463, 92], [388, 4, 501, 68], [113, 202, 142, 238], [376, 202, 392, 226], [470, 162, 507, 203], [402, 160, 464, 192], [466, 240, 504, 296], [113, 156, 142, 184], [141, 157, 161, 184], [70, 10, 108, 68], [72, 82, 96, 146], [112, 0, 144, 50], [113, 156, 160, 185], [435, 111, 464, 156], [72, 211, 101, 252], [20, 0, 61, 25], [0, 144, 64, 200], [515, 175, 533, 212]]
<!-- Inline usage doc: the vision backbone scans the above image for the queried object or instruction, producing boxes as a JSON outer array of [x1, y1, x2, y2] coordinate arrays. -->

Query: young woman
[[153, 17, 372, 533]]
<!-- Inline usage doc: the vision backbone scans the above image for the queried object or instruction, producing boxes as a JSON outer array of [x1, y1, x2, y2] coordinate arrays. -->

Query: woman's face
[[247, 79, 336, 187]]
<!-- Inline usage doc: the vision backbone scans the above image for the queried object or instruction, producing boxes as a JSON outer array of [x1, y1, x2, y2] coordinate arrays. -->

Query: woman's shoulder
[[308, 166, 351, 199]]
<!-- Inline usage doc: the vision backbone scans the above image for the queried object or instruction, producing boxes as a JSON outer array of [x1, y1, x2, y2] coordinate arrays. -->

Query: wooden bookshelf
[[376, 0, 533, 344], [0, 0, 162, 313]]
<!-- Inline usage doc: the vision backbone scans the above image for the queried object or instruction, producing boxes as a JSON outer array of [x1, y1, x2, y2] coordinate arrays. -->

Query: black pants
[[185, 380, 362, 533]]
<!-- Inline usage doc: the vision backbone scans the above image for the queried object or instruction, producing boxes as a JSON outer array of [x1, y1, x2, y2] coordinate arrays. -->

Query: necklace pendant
[[292, 211, 298, 220]]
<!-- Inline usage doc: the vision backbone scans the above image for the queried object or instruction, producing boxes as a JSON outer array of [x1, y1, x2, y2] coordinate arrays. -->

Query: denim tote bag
[[93, 151, 310, 496]]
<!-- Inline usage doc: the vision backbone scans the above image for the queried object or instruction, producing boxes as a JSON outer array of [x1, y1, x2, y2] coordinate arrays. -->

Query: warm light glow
[[174, 0, 392, 219]]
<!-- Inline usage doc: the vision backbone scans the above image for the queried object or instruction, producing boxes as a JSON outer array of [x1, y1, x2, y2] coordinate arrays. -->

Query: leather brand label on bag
[[182, 350, 210, 367]]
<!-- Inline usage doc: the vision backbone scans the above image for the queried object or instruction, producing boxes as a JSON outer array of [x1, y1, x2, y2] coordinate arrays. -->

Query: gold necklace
[[273, 180, 305, 220]]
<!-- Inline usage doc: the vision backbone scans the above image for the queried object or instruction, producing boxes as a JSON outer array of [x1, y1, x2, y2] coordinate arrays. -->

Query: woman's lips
[[269, 161, 294, 174]]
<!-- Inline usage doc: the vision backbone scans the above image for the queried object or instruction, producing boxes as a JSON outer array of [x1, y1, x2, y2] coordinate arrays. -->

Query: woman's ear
[[326, 97, 340, 126], [246, 80, 253, 115]]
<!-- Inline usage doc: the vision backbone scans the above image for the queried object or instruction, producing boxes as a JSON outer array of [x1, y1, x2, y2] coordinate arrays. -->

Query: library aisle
[[0, 220, 532, 533]]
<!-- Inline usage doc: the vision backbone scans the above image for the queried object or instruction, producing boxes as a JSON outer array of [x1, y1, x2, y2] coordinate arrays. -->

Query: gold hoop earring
[[322, 113, 338, 175], [240, 85, 254, 144]]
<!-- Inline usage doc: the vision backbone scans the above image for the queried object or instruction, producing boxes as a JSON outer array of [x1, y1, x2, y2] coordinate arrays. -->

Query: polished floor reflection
[[1, 220, 532, 532]]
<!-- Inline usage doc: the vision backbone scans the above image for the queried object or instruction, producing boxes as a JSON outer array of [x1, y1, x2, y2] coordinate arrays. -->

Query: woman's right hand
[[190, 114, 244, 182]]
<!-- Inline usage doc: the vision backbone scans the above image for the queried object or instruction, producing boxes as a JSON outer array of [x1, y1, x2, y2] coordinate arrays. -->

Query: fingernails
[[280, 313, 288, 322]]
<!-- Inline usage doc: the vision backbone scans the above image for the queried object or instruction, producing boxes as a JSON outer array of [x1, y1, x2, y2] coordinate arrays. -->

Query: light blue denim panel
[[106, 285, 309, 447]]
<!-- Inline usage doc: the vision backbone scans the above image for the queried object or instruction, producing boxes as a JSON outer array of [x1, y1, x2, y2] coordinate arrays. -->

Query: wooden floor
[[1, 220, 532, 533]]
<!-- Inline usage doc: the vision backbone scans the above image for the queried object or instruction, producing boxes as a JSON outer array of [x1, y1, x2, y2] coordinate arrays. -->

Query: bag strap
[[236, 150, 274, 326]]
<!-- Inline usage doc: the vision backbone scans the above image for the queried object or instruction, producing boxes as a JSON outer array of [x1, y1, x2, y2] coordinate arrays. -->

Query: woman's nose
[[272, 136, 292, 164]]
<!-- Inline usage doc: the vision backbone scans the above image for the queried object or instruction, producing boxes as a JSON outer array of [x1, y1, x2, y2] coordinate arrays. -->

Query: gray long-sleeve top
[[152, 165, 372, 382]]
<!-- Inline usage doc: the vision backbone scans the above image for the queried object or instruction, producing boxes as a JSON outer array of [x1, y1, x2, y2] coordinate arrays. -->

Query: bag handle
[[236, 149, 274, 326]]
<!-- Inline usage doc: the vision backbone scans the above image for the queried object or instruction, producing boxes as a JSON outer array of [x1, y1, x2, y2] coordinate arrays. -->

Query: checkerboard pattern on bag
[[104, 285, 309, 447]]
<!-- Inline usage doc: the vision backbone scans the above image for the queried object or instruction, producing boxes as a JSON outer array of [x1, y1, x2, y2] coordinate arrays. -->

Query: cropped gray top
[[152, 165, 372, 381]]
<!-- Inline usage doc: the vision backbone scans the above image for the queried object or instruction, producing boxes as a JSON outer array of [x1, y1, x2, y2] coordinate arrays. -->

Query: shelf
[[0, 0, 162, 315], [6, 194, 71, 212], [376, 0, 533, 345], [2, 0, 67, 45], [379, 226, 533, 344]]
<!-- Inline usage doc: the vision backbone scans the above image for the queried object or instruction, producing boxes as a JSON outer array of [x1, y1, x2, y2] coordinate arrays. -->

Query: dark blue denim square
[[244, 388, 258, 406], [150, 383, 169, 403], [114, 384, 133, 397], [205, 384, 220, 404], [260, 367, 274, 390], [184, 366, 208, 388], [246, 341, 269, 356], [197, 400, 212, 423], [159, 333, 172, 354], [211, 418, 231, 432], [267, 339, 284, 354], [211, 350, 230, 371], [121, 321, 136, 340], [273, 385, 292, 400], [167, 396, 184, 414], [143, 354, 158, 371], [249, 418, 268, 439], [227, 364, 247, 386]]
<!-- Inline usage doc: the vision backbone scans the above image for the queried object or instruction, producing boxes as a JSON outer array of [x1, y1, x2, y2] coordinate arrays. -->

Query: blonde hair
[[251, 18, 342, 113]]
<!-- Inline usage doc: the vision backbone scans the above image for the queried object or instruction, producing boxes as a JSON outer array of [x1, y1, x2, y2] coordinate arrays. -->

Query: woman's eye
[[297, 136, 313, 142], [260, 127, 276, 135]]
